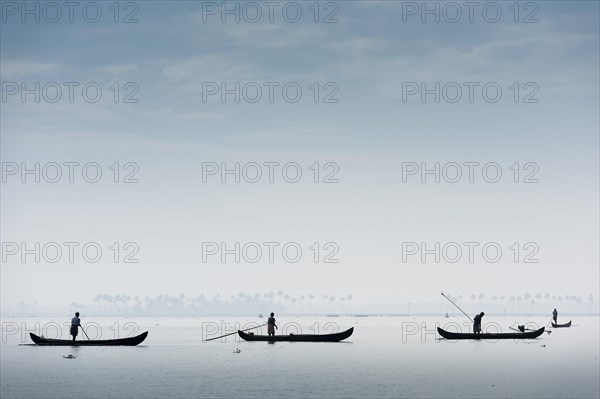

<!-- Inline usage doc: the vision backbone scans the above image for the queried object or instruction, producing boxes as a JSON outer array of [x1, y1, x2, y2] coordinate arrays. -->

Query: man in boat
[[70, 312, 81, 341], [473, 312, 484, 334], [552, 308, 558, 324], [267, 312, 278, 336]]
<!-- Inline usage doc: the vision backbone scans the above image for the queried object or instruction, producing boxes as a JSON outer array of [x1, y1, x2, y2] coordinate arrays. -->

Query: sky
[[1, 1, 599, 311]]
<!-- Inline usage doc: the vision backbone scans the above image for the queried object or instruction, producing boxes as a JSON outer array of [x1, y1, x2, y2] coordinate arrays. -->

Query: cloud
[[96, 64, 139, 76], [225, 125, 343, 142], [143, 108, 225, 121], [324, 37, 388, 57], [0, 61, 58, 79], [2, 129, 229, 156], [161, 54, 255, 94], [221, 23, 324, 49], [326, 20, 599, 99], [187, 11, 330, 50]]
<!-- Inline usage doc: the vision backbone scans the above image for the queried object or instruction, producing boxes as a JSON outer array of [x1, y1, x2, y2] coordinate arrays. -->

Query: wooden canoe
[[437, 327, 545, 340], [551, 321, 571, 328], [30, 331, 148, 346], [238, 327, 353, 342]]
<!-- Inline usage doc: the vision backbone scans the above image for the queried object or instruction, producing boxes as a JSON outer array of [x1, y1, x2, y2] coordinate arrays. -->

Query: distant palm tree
[[104, 294, 115, 313], [133, 296, 142, 313], [575, 296, 582, 313], [115, 294, 123, 312]]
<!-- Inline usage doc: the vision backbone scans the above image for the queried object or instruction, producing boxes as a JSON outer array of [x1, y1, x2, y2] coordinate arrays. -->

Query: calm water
[[1, 316, 598, 398]]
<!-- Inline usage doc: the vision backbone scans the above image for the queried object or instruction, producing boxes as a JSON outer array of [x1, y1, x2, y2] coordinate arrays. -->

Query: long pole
[[204, 323, 267, 342], [80, 325, 90, 340], [441, 292, 474, 322]]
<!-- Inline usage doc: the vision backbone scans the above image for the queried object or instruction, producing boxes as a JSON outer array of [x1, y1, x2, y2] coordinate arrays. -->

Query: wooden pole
[[79, 325, 90, 340], [441, 292, 474, 322], [204, 323, 267, 342]]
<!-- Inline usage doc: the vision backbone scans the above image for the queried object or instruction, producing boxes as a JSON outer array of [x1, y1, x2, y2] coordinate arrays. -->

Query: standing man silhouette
[[473, 312, 484, 334], [267, 312, 278, 336], [70, 312, 81, 341]]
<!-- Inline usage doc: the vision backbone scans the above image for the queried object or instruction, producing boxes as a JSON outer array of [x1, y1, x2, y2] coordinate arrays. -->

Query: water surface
[[1, 316, 598, 398]]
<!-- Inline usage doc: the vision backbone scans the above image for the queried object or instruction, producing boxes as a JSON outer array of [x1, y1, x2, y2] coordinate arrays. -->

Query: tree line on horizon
[[73, 291, 596, 315], [9, 291, 597, 315], [75, 291, 356, 315], [441, 292, 595, 315]]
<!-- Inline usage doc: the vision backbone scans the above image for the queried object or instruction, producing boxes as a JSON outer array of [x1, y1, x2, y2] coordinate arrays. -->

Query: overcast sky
[[1, 1, 598, 309]]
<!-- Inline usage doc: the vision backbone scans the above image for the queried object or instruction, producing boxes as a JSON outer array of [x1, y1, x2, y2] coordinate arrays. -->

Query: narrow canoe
[[238, 327, 353, 342], [551, 321, 571, 328], [30, 331, 148, 346], [437, 327, 545, 340]]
